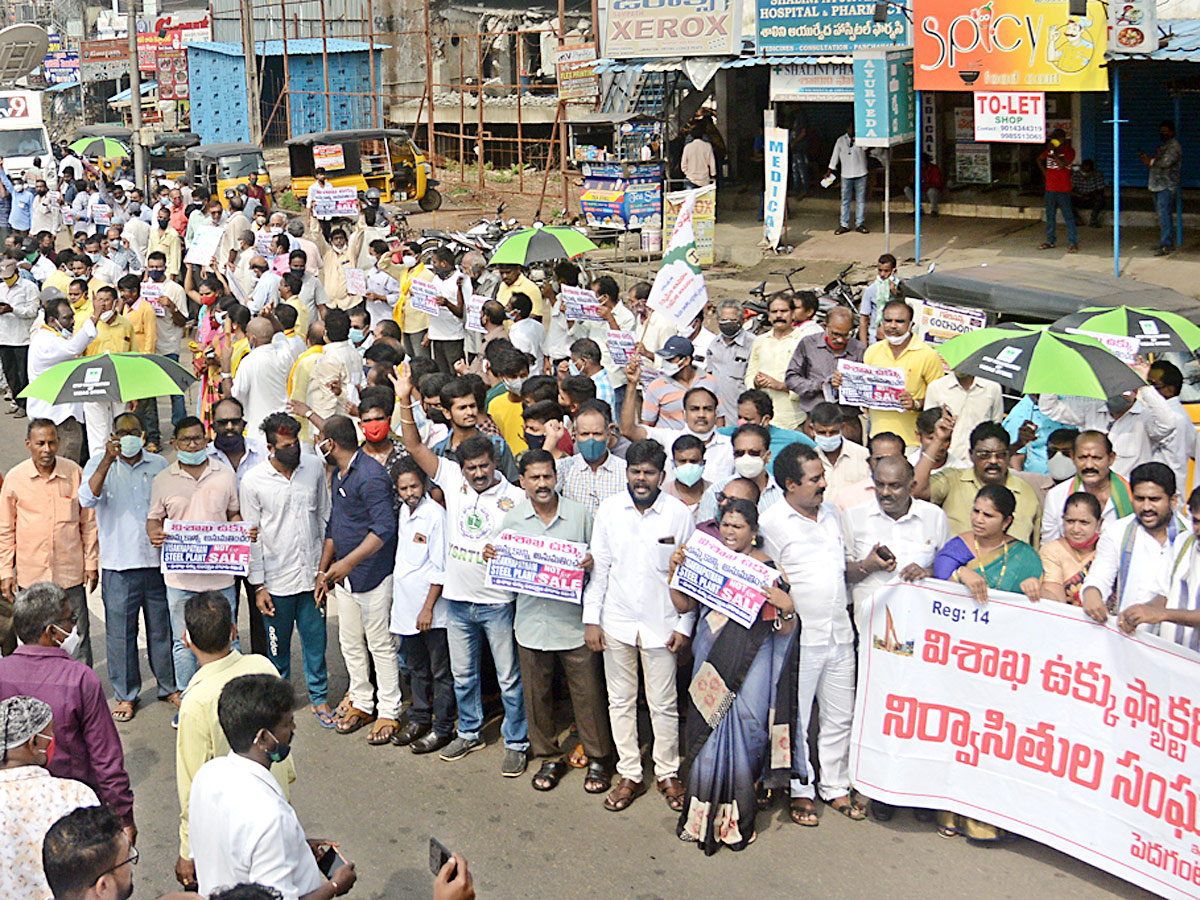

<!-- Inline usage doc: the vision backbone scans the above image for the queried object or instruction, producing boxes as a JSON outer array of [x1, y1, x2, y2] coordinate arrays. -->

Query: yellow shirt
[[498, 273, 544, 318], [69, 288, 94, 325], [395, 262, 430, 334], [85, 313, 134, 356], [862, 337, 945, 444], [745, 329, 804, 430], [488, 392, 527, 454], [174, 651, 296, 858], [930, 467, 1044, 548], [229, 337, 250, 377], [125, 298, 158, 353], [283, 294, 310, 336], [288, 345, 323, 442], [44, 269, 71, 297]]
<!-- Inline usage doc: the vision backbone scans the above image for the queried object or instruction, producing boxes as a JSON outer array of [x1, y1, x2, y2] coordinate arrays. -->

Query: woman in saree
[[186, 270, 233, 432], [1039, 492, 1101, 605], [931, 483, 1043, 841], [668, 498, 800, 854]]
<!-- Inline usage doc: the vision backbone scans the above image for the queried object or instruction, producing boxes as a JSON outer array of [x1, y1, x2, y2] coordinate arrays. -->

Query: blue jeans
[[102, 568, 176, 702], [166, 585, 238, 689], [1154, 188, 1177, 249], [263, 590, 328, 705], [443, 599, 528, 749], [1044, 190, 1077, 247], [840, 174, 866, 228], [163, 353, 188, 425]]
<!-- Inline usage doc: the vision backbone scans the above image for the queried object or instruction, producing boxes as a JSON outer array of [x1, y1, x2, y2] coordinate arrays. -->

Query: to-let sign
[[973, 91, 1046, 143]]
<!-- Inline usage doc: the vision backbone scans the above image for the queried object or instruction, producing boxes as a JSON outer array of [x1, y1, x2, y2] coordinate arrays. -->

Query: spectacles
[[176, 434, 206, 447], [214, 418, 244, 428], [732, 448, 765, 458], [93, 845, 139, 884], [972, 450, 1008, 461], [250, 265, 268, 272]]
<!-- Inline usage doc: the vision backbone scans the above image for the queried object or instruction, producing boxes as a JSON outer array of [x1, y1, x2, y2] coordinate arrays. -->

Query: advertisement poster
[[313, 144, 346, 170], [484, 530, 588, 603], [837, 359, 907, 410], [955, 143, 992, 184], [762, 123, 788, 250], [853, 580, 1200, 900], [663, 185, 715, 267], [156, 46, 188, 101], [769, 63, 854, 103], [757, 0, 910, 53], [555, 43, 599, 100], [408, 280, 441, 317], [602, 0, 741, 58], [648, 190, 709, 326], [973, 92, 1046, 143], [917, 301, 988, 345], [161, 521, 250, 576], [669, 531, 772, 629], [914, 0, 1109, 92], [562, 285, 606, 322], [1109, 0, 1156, 54]]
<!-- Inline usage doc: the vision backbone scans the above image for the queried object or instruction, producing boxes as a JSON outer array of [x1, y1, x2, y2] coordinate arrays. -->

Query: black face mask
[[427, 407, 449, 426], [523, 431, 546, 451], [273, 443, 301, 469], [158, 219, 170, 229], [213, 432, 245, 454], [719, 321, 742, 338]]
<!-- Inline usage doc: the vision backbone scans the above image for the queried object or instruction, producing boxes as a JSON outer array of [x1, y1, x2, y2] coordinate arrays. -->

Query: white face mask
[[884, 331, 910, 346], [100, 309, 115, 323], [656, 356, 683, 377], [54, 624, 82, 656], [814, 433, 843, 452], [403, 254, 417, 268], [733, 454, 766, 479], [687, 425, 714, 442], [677, 322, 696, 337], [1047, 452, 1077, 483]]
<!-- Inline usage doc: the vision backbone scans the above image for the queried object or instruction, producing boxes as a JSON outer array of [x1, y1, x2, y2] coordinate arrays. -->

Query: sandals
[[567, 741, 588, 768], [755, 783, 776, 811], [312, 707, 336, 729], [828, 794, 868, 821], [657, 776, 685, 812], [111, 701, 135, 722], [367, 717, 399, 745], [1038, 242, 1055, 250], [532, 759, 569, 791], [938, 825, 961, 839], [583, 761, 611, 794], [790, 798, 819, 827], [336, 706, 376, 735], [603, 777, 647, 812], [163, 691, 182, 708]]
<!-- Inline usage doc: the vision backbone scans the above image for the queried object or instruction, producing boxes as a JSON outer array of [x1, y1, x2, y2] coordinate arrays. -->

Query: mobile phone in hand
[[877, 545, 896, 564], [429, 837, 454, 877], [317, 845, 346, 877]]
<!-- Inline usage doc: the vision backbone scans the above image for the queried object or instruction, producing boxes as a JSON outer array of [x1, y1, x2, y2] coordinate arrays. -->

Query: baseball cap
[[659, 335, 694, 360]]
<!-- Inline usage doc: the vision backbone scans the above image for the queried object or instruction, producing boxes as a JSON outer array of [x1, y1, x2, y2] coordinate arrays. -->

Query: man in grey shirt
[[784, 306, 865, 416], [706, 299, 753, 423], [1141, 120, 1183, 256]]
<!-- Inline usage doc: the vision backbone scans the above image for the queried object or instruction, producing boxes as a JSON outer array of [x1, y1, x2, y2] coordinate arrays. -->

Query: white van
[[0, 90, 52, 173]]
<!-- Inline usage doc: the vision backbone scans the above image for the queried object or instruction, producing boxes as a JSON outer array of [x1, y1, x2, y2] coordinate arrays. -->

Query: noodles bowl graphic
[[958, 63, 983, 85]]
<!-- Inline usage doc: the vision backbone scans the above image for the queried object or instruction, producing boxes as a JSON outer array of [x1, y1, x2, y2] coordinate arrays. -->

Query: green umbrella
[[1050, 305, 1200, 354], [935, 323, 1145, 399], [20, 352, 194, 405], [67, 136, 130, 158], [487, 226, 598, 266]]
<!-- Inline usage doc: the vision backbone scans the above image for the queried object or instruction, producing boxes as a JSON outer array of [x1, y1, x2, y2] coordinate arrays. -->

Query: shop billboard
[[1109, 0, 1156, 54], [854, 50, 914, 148], [973, 91, 1045, 143], [914, 0, 1109, 92], [757, 0, 910, 54], [601, 0, 741, 59], [769, 62, 854, 102]]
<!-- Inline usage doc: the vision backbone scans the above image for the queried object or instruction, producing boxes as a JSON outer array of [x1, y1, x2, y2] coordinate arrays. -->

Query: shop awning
[[1126, 18, 1200, 62], [45, 80, 80, 92], [108, 81, 157, 103]]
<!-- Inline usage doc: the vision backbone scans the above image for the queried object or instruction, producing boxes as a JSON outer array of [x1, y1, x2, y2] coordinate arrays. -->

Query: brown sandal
[[336, 706, 376, 735], [163, 692, 182, 708], [111, 701, 135, 722], [790, 798, 819, 826], [567, 741, 588, 768], [367, 718, 399, 745], [658, 776, 685, 812], [603, 777, 647, 812]]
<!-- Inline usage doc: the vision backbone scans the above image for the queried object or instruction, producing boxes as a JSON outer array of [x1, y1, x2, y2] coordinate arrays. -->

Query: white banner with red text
[[852, 580, 1200, 900]]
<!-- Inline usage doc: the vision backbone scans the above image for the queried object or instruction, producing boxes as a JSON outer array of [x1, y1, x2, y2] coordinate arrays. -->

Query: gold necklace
[[972, 534, 1010, 585]]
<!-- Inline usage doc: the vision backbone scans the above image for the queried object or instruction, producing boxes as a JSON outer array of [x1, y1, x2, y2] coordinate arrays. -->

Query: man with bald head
[[785, 305, 866, 417], [231, 317, 293, 436]]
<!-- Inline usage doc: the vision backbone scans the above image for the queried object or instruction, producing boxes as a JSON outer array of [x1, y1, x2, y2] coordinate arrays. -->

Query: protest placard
[[408, 279, 441, 316], [917, 300, 988, 346], [466, 294, 487, 333], [648, 189, 709, 324], [562, 285, 606, 321], [160, 521, 250, 576], [484, 530, 588, 603], [310, 185, 359, 218], [255, 228, 276, 257], [854, 580, 1200, 900], [606, 330, 637, 366], [669, 531, 772, 629], [184, 225, 223, 266], [139, 282, 165, 317], [90, 203, 111, 226], [345, 267, 367, 297], [837, 359, 907, 410]]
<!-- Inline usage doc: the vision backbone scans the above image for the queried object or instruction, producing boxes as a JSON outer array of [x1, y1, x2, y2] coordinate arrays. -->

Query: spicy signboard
[[914, 0, 1108, 92]]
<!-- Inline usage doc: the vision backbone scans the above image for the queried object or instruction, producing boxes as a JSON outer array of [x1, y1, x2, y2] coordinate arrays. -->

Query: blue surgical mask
[[577, 437, 607, 463], [177, 447, 208, 466], [349, 327, 365, 345], [119, 434, 144, 457], [814, 433, 843, 452], [568, 361, 581, 376], [674, 462, 705, 486]]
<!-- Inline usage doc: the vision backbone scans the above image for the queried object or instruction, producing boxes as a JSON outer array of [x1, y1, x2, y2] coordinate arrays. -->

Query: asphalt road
[[3, 395, 1155, 900]]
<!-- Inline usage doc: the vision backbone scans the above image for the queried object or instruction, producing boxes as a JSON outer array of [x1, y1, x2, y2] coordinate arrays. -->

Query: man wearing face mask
[[622, 379, 734, 481], [392, 240, 431, 360], [747, 292, 806, 429], [80, 413, 175, 723], [568, 338, 615, 410], [0, 695, 102, 900], [30, 179, 61, 236], [173, 593, 299, 893], [861, 299, 944, 445], [319, 227, 361, 311], [25, 298, 100, 463], [706, 299, 752, 425], [80, 286, 133, 457], [804, 402, 869, 495], [0, 419, 99, 658], [696, 423, 781, 522], [0, 583, 136, 843], [363, 239, 399, 327], [0, 257, 37, 417], [507, 293, 545, 374], [557, 399, 628, 515], [566, 275, 637, 419], [232, 318, 294, 438], [1040, 431, 1132, 544], [634, 336, 720, 431], [147, 206, 183, 279], [0, 167, 34, 237], [427, 247, 469, 374], [189, 673, 356, 899]]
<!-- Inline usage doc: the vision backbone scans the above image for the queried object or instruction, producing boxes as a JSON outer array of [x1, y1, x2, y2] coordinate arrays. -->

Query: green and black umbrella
[[20, 352, 194, 405], [936, 323, 1145, 399], [67, 136, 130, 158], [1050, 305, 1200, 354], [487, 226, 598, 266]]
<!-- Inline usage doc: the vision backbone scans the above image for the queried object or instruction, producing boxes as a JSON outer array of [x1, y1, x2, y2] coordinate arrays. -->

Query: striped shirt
[[642, 371, 719, 430], [556, 451, 627, 516]]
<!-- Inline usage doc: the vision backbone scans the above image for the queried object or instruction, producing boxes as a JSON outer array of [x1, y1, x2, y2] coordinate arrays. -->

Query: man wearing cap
[[0, 257, 38, 417], [638, 335, 720, 431]]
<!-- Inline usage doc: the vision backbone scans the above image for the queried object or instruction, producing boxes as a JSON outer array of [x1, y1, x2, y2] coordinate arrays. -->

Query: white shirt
[[232, 337, 294, 437], [306, 339, 364, 420], [582, 489, 696, 648], [392, 494, 448, 634], [1040, 476, 1123, 544], [817, 439, 871, 493], [569, 301, 638, 388], [365, 265, 400, 327], [761, 499, 852, 646], [206, 437, 270, 486], [92, 255, 123, 286], [828, 133, 869, 179], [691, 327, 716, 372], [190, 753, 325, 900], [241, 455, 330, 595], [31, 192, 62, 234], [509, 317, 546, 373], [1040, 391, 1179, 479], [428, 271, 469, 341], [0, 277, 39, 345], [306, 182, 341, 220], [434, 456, 525, 605], [1152, 531, 1200, 651], [1154, 394, 1195, 497], [841, 497, 949, 612], [924, 374, 1004, 461], [123, 216, 150, 265], [643, 425, 735, 482], [26, 319, 98, 424], [1081, 513, 1179, 613]]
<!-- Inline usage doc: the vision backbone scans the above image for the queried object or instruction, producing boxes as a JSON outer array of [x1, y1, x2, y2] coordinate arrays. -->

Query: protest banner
[[606, 330, 637, 366], [648, 189, 709, 325], [484, 530, 588, 603], [184, 225, 223, 266], [917, 300, 988, 346], [160, 521, 250, 576], [853, 580, 1200, 900], [466, 294, 487, 333], [310, 185, 359, 218], [562, 285, 606, 321], [669, 531, 772, 629], [344, 267, 367, 297], [837, 359, 906, 410], [408, 279, 441, 317], [224, 264, 248, 303]]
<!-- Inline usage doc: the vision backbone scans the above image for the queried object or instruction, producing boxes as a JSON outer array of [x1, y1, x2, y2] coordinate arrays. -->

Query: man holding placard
[[427, 247, 469, 374], [483, 449, 613, 794], [860, 300, 944, 445]]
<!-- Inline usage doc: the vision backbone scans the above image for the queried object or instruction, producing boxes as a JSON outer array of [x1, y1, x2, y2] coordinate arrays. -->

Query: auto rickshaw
[[148, 131, 200, 183], [184, 142, 273, 210], [286, 128, 441, 211]]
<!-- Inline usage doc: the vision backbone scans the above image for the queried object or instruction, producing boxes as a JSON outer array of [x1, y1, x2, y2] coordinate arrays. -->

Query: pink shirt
[[148, 460, 240, 590]]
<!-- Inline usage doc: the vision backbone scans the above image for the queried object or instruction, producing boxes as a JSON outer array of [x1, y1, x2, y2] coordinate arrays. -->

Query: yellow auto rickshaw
[[286, 128, 441, 211], [148, 131, 200, 184], [184, 143, 273, 210]]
